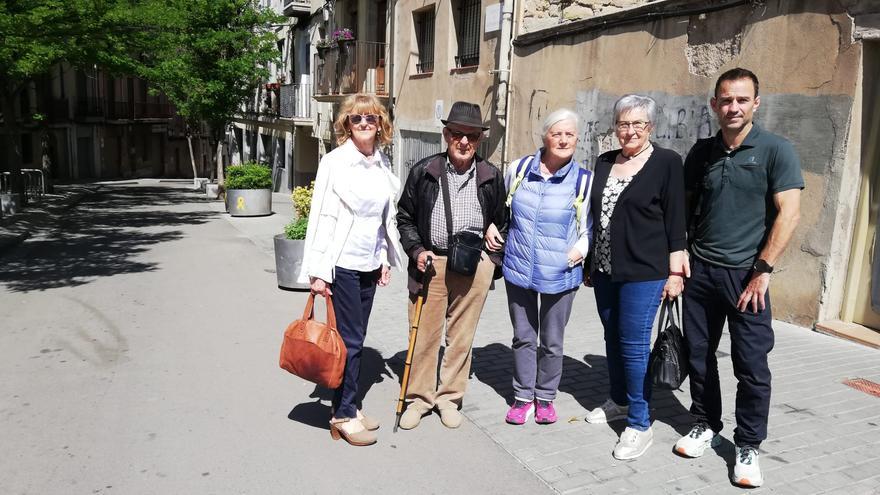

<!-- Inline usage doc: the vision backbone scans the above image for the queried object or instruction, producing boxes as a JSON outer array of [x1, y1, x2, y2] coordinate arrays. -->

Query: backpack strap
[[505, 156, 532, 207]]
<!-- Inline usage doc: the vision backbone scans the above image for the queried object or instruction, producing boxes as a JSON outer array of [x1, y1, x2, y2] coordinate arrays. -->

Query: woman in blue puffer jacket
[[502, 108, 593, 425]]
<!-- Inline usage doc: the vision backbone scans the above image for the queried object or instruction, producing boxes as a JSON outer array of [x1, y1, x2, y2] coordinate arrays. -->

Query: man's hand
[[417, 250, 436, 272], [310, 277, 332, 297], [737, 272, 770, 313], [378, 265, 391, 287], [485, 223, 504, 252]]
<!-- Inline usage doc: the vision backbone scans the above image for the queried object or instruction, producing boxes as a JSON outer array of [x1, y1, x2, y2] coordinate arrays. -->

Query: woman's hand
[[567, 247, 584, 268], [485, 223, 504, 252], [661, 275, 683, 300], [310, 277, 332, 297], [378, 265, 391, 287]]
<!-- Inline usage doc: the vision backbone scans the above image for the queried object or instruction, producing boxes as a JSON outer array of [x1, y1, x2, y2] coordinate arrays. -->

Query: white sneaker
[[733, 446, 764, 487], [584, 399, 629, 424], [612, 426, 653, 460], [674, 422, 721, 458]]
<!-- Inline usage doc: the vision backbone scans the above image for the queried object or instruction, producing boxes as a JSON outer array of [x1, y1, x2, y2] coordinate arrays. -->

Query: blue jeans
[[592, 271, 665, 431]]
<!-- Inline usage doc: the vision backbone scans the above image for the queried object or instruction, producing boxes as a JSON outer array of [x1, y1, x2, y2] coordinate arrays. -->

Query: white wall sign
[[485, 3, 501, 33], [435, 100, 444, 120]]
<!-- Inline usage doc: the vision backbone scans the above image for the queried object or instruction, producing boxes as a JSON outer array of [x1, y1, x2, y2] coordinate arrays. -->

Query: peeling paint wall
[[509, 0, 863, 327]]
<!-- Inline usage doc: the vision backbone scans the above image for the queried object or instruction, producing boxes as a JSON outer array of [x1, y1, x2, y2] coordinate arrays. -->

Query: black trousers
[[682, 257, 774, 448], [330, 266, 379, 419]]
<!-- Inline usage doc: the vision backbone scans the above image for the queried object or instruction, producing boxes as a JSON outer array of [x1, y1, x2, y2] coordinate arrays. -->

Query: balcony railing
[[75, 97, 105, 117], [314, 41, 387, 98], [134, 102, 173, 119], [280, 83, 313, 120], [109, 101, 173, 120], [283, 0, 310, 16]]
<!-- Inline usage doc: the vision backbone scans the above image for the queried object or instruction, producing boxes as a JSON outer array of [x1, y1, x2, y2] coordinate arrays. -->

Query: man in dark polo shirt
[[673, 68, 803, 488]]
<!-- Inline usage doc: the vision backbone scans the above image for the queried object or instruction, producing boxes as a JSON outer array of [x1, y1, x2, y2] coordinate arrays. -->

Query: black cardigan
[[588, 144, 687, 282]]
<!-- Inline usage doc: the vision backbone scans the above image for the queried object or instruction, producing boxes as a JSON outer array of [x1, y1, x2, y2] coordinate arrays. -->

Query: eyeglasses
[[446, 128, 482, 142], [349, 114, 379, 125], [615, 121, 651, 132]]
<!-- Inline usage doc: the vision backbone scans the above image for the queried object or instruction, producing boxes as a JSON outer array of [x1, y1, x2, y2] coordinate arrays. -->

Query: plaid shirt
[[429, 158, 483, 250]]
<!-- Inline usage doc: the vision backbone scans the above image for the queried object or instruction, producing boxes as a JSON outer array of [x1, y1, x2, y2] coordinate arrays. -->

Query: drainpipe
[[494, 0, 515, 172]]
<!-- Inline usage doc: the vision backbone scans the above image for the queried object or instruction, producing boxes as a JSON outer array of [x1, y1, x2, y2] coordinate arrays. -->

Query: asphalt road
[[0, 182, 547, 495]]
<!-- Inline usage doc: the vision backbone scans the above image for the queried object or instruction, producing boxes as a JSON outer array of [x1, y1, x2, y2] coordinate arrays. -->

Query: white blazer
[[297, 140, 405, 284]]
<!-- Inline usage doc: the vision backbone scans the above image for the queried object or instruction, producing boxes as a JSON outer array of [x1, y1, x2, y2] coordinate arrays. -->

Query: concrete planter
[[226, 188, 272, 216], [274, 234, 309, 290], [1, 192, 22, 216], [206, 183, 221, 200]]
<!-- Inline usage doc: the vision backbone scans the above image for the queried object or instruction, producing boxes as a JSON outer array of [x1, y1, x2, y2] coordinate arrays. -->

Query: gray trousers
[[506, 281, 578, 401]]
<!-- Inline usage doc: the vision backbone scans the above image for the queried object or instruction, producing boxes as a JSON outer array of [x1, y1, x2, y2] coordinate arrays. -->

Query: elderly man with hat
[[396, 101, 507, 430]]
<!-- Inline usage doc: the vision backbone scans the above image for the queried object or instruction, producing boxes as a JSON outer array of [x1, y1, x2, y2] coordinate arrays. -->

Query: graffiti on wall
[[566, 90, 849, 175]]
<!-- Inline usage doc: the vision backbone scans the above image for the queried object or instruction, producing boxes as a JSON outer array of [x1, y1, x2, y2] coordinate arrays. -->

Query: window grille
[[414, 9, 435, 74], [455, 0, 480, 67]]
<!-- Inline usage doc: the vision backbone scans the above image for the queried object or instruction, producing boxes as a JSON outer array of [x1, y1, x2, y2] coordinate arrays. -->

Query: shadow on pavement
[[0, 187, 217, 292], [470, 344, 691, 434], [287, 347, 391, 430]]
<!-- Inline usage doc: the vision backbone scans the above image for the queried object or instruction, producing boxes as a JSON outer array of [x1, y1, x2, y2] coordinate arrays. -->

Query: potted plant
[[274, 182, 313, 289], [333, 28, 355, 43], [225, 162, 273, 216], [315, 37, 335, 59]]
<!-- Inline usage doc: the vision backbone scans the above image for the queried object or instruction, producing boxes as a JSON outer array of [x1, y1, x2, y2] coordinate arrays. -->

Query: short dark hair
[[714, 68, 759, 98]]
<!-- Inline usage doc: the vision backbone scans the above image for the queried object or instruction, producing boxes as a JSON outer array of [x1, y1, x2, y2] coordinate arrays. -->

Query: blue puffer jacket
[[503, 150, 585, 294]]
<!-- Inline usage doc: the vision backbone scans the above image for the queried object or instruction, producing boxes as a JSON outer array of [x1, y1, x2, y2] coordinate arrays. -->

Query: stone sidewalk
[[218, 184, 880, 494], [4, 181, 878, 494]]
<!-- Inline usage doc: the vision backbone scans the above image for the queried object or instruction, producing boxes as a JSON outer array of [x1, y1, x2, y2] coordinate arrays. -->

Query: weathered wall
[[393, 1, 501, 151], [521, 0, 666, 33], [509, 0, 862, 326]]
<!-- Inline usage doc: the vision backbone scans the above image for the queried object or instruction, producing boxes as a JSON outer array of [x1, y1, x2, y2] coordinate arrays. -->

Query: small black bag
[[448, 231, 483, 276], [440, 168, 483, 276], [649, 297, 689, 390]]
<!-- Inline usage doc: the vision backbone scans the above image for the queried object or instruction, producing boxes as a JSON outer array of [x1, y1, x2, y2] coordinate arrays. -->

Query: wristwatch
[[752, 259, 774, 274]]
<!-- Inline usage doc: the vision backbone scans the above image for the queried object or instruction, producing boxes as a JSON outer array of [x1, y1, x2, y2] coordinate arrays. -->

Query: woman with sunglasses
[[583, 94, 687, 460], [298, 93, 404, 446]]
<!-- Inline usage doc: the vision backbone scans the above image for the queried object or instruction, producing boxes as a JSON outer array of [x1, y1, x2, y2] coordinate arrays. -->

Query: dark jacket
[[588, 144, 687, 282], [397, 152, 507, 292]]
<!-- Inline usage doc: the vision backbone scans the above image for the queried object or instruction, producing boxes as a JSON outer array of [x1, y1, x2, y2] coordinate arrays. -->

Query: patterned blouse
[[595, 175, 635, 274]]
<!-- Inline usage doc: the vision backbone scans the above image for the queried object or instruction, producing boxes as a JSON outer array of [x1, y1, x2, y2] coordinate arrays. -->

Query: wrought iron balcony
[[313, 41, 387, 100], [280, 83, 313, 120]]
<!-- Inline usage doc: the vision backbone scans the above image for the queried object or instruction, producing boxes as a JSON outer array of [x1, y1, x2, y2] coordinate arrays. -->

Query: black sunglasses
[[349, 114, 379, 125], [446, 128, 482, 142]]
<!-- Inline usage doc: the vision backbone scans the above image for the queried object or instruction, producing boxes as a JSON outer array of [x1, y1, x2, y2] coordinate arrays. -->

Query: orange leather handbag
[[279, 294, 347, 389]]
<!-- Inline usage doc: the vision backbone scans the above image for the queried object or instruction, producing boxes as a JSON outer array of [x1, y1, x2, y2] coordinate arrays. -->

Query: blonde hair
[[333, 94, 393, 147]]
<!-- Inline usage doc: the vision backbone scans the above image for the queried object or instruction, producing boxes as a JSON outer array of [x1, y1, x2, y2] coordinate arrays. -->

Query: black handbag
[[649, 297, 689, 390], [440, 169, 483, 276]]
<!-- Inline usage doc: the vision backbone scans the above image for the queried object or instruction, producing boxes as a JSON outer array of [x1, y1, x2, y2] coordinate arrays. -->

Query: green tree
[[0, 0, 165, 199], [139, 0, 281, 186]]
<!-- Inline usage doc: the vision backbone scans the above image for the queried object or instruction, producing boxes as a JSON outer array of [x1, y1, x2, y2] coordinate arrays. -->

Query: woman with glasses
[[298, 93, 404, 446], [502, 108, 593, 426], [583, 94, 687, 460]]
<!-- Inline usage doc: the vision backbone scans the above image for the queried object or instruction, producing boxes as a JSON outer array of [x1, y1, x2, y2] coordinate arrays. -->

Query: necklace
[[621, 142, 652, 160]]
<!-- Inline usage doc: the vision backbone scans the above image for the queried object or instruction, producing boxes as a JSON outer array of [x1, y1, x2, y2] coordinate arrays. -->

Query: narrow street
[[1, 182, 878, 494], [0, 182, 545, 495]]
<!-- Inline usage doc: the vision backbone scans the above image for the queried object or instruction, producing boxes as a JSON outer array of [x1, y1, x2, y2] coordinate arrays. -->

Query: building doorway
[[840, 41, 880, 343]]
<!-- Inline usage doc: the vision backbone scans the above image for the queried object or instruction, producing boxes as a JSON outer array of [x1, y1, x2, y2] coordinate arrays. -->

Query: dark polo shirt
[[684, 124, 804, 268]]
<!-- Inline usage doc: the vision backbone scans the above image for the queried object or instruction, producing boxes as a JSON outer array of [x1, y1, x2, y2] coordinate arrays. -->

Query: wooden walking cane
[[394, 256, 433, 433]]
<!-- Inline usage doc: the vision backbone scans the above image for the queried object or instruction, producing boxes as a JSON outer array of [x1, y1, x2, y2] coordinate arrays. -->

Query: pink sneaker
[[535, 399, 557, 424], [505, 399, 535, 425]]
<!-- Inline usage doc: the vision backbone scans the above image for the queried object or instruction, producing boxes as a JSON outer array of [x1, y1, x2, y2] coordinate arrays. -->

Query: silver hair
[[613, 94, 656, 123], [541, 108, 579, 135]]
